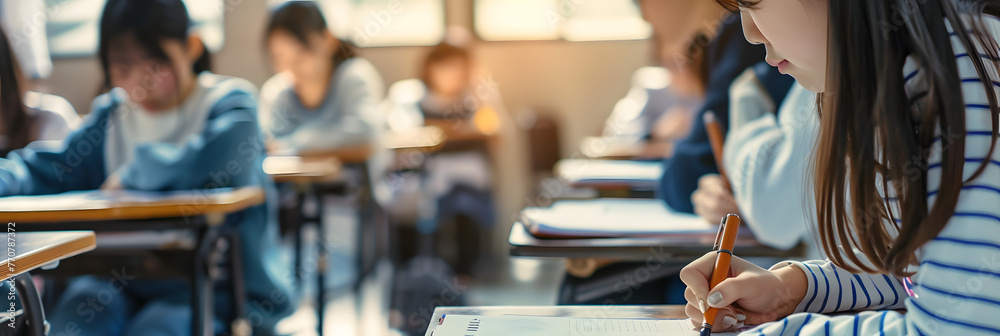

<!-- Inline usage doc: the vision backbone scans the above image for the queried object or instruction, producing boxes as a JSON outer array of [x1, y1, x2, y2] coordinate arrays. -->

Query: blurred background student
[[0, 24, 74, 157], [382, 29, 503, 277], [259, 0, 384, 154], [0, 0, 295, 334]]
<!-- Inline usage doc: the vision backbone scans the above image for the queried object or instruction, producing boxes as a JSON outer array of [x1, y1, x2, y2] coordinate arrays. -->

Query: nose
[[740, 11, 767, 45]]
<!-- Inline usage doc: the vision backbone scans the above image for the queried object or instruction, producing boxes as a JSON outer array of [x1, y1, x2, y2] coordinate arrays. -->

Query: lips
[[766, 58, 790, 74]]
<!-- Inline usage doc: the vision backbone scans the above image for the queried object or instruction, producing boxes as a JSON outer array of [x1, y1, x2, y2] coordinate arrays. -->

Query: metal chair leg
[[13, 273, 45, 336]]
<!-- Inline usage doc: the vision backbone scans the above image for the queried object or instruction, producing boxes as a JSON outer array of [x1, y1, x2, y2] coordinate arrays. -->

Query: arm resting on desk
[[0, 99, 115, 196]]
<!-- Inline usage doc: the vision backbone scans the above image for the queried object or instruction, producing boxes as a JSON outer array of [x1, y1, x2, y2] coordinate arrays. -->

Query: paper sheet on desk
[[431, 315, 743, 336], [521, 199, 715, 238]]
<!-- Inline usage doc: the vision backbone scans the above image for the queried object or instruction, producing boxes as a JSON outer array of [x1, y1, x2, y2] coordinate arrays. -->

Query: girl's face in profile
[[739, 0, 829, 92]]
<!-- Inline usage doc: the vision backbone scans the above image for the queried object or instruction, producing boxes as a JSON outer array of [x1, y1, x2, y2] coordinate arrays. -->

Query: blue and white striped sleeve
[[743, 16, 1000, 336]]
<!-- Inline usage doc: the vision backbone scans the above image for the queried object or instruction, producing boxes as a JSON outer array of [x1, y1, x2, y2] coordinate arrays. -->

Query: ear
[[187, 33, 205, 63], [324, 30, 340, 53]]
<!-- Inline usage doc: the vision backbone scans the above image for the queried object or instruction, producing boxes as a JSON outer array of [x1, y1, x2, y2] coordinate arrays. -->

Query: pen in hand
[[700, 213, 741, 336]]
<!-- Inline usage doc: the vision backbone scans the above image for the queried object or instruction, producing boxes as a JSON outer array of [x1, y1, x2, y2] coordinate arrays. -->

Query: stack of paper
[[430, 315, 743, 336], [520, 198, 715, 238], [556, 159, 663, 188]]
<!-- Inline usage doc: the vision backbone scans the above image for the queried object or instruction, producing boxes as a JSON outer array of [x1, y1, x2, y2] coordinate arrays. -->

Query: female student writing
[[0, 0, 294, 334], [259, 0, 385, 153], [681, 0, 1000, 334]]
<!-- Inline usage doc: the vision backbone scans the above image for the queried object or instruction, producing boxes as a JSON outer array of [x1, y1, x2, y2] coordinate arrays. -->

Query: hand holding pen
[[678, 213, 809, 333]]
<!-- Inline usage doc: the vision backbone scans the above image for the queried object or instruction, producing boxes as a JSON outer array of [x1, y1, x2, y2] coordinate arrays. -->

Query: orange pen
[[700, 213, 741, 336], [704, 111, 728, 183]]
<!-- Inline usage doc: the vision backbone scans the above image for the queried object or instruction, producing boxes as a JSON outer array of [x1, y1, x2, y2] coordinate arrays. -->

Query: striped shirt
[[746, 15, 1000, 336]]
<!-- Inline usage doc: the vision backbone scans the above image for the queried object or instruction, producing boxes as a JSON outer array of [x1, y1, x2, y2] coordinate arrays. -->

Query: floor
[[271, 197, 566, 336]]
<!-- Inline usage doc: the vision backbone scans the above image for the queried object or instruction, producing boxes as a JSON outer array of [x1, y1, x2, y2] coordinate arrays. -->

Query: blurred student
[[259, 0, 384, 154], [598, 0, 713, 156], [382, 34, 503, 275], [0, 0, 294, 333], [682, 0, 1000, 334], [690, 63, 823, 259], [653, 0, 794, 214], [0, 25, 74, 157]]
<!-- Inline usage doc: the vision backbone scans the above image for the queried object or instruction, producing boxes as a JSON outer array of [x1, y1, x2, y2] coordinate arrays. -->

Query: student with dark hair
[[259, 0, 384, 153], [682, 0, 1000, 334], [0, 24, 74, 157], [0, 0, 294, 333]]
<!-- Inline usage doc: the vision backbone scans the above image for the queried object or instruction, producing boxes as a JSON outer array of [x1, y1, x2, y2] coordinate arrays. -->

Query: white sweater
[[745, 16, 1000, 336], [724, 77, 823, 259]]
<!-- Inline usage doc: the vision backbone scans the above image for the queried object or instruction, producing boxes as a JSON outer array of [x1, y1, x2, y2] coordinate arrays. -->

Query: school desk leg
[[226, 226, 251, 336], [315, 188, 328, 336], [192, 225, 218, 336], [14, 273, 45, 336]]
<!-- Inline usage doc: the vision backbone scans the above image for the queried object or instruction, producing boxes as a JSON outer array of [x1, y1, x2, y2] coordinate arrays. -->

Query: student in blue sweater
[[0, 0, 294, 334]]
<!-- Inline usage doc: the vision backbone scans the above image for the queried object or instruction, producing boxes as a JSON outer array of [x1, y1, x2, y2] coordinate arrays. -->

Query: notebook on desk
[[556, 159, 663, 188], [431, 315, 744, 336], [520, 198, 715, 239]]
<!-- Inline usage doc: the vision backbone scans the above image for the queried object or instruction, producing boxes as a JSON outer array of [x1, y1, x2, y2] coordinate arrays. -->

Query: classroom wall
[[36, 0, 652, 249]]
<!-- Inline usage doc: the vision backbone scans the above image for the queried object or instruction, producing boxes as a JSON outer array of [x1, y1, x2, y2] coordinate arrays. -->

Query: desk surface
[[0, 187, 265, 224], [264, 156, 342, 184], [385, 126, 446, 151], [509, 222, 803, 260], [291, 144, 374, 164], [555, 159, 663, 190], [580, 137, 674, 160], [425, 305, 687, 335], [424, 119, 493, 142], [0, 231, 96, 281]]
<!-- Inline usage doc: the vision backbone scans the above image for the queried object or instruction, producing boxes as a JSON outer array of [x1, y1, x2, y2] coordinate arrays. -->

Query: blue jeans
[[46, 276, 227, 336]]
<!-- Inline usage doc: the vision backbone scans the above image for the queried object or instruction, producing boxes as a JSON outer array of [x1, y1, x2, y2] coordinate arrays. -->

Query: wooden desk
[[425, 305, 687, 335], [0, 231, 96, 335], [264, 156, 342, 184], [580, 137, 674, 160], [424, 118, 493, 143], [509, 222, 804, 261], [1, 231, 95, 281], [293, 143, 374, 164], [385, 126, 446, 152], [555, 159, 662, 192], [0, 187, 265, 226], [0, 188, 265, 336]]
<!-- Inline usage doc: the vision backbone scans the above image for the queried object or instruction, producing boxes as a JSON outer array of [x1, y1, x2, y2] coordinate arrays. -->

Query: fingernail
[[733, 322, 745, 329], [698, 299, 707, 313], [722, 316, 737, 327], [707, 292, 724, 307], [736, 313, 746, 321]]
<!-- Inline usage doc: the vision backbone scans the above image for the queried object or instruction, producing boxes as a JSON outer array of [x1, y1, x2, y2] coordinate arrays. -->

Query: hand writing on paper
[[679, 252, 807, 332], [692, 174, 739, 224]]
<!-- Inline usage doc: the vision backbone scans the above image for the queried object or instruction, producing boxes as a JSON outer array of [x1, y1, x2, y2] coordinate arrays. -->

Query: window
[[314, 0, 445, 47], [45, 0, 226, 58], [474, 0, 651, 42]]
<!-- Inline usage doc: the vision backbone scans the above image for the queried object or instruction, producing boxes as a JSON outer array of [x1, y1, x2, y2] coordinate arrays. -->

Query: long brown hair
[[719, 0, 1000, 276], [0, 25, 33, 157]]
